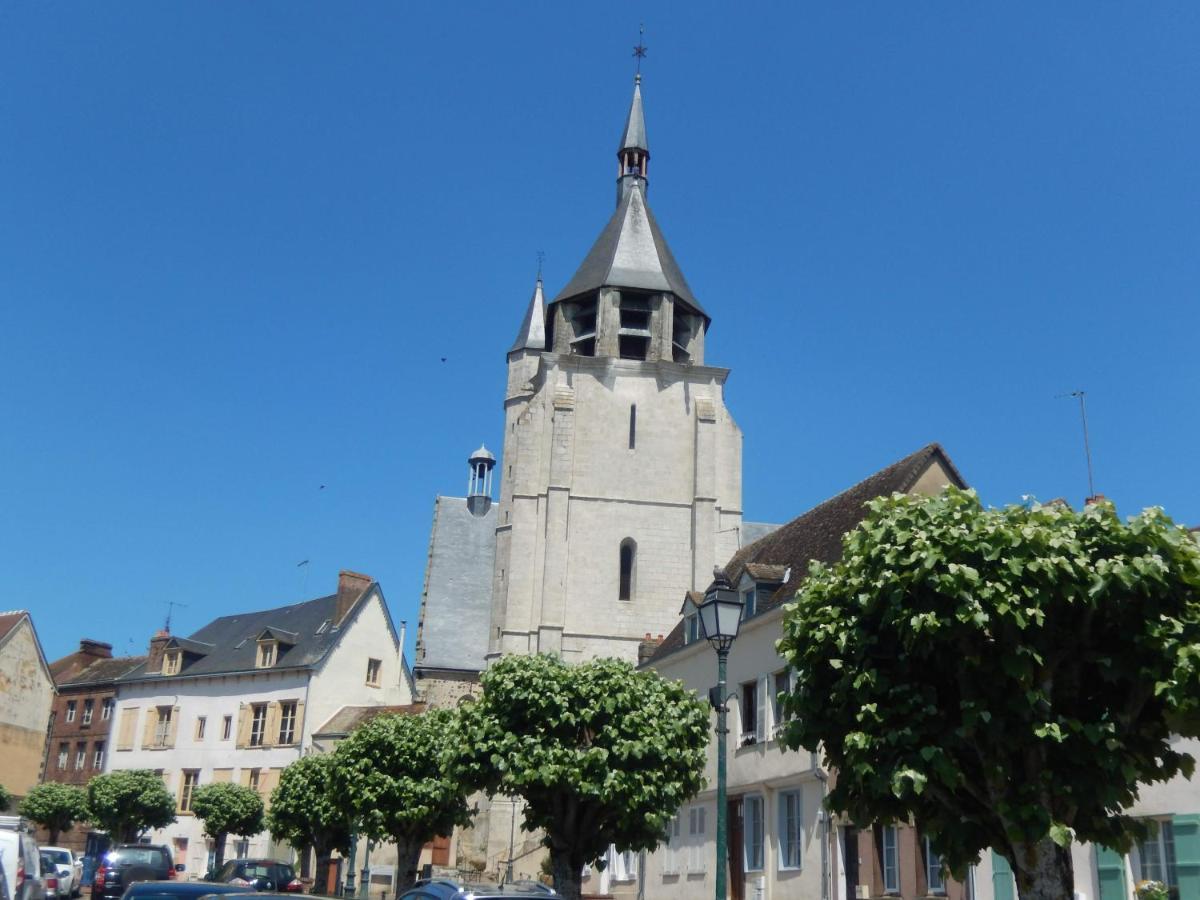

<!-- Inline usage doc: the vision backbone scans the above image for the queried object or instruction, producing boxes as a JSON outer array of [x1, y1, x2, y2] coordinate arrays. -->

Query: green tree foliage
[[333, 710, 473, 894], [86, 770, 176, 842], [191, 783, 264, 873], [18, 782, 89, 843], [778, 488, 1200, 900], [267, 754, 353, 895], [0, 783, 10, 813], [448, 654, 710, 900]]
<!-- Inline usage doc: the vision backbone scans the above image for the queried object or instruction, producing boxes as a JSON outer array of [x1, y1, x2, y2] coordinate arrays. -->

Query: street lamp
[[696, 568, 743, 900]]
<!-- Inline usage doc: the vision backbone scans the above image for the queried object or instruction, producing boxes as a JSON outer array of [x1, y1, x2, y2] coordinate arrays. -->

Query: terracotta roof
[[312, 703, 427, 738], [646, 443, 967, 665], [0, 611, 26, 642], [59, 656, 148, 688]]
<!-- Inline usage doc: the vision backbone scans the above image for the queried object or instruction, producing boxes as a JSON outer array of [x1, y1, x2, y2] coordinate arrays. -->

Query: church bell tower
[[488, 73, 744, 665]]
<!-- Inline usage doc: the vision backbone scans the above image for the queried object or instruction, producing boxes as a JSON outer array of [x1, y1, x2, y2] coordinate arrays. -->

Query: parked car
[[91, 845, 178, 900], [0, 816, 46, 900], [206, 860, 302, 893], [36, 856, 64, 900], [399, 879, 556, 899], [38, 849, 78, 899], [121, 882, 253, 900]]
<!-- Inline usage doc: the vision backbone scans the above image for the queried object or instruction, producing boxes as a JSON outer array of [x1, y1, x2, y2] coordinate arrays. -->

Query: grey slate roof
[[551, 181, 704, 317], [618, 77, 648, 152], [118, 590, 382, 680], [415, 496, 496, 673], [509, 278, 547, 353]]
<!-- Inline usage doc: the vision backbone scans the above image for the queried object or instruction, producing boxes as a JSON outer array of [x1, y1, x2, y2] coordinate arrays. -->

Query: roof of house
[[58, 655, 148, 689], [118, 584, 396, 681], [312, 703, 427, 738], [647, 443, 967, 665], [0, 611, 25, 642], [414, 496, 497, 675]]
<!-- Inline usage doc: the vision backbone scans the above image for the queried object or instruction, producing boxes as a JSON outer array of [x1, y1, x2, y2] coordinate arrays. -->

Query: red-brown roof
[[312, 703, 427, 737], [647, 443, 967, 665], [0, 611, 26, 642]]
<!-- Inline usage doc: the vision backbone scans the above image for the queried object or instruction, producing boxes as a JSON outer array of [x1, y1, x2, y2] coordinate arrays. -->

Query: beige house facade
[[0, 610, 55, 804]]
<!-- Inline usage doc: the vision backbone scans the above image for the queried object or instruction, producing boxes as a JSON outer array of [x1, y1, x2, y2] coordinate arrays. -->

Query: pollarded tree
[[191, 783, 264, 873], [448, 654, 710, 900], [778, 488, 1200, 900], [18, 782, 89, 843], [267, 754, 353, 894], [86, 770, 177, 842], [0, 783, 11, 813], [333, 710, 473, 894]]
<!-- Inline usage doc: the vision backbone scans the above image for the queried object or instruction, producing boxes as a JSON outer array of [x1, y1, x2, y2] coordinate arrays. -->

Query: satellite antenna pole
[[164, 600, 188, 634], [1070, 390, 1096, 498]]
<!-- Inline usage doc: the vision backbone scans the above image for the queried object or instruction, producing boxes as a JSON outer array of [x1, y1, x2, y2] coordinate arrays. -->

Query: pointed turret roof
[[552, 180, 705, 317], [618, 74, 648, 153], [509, 277, 547, 352]]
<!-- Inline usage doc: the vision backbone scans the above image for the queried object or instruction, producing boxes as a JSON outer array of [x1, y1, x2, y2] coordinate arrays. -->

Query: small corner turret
[[467, 444, 495, 516]]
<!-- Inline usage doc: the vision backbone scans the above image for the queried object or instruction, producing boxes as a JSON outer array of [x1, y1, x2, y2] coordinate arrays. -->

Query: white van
[[0, 817, 46, 900]]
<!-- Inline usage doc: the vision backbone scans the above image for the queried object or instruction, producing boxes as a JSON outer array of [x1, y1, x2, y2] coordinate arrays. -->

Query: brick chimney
[[1085, 493, 1108, 507], [147, 630, 171, 674], [638, 632, 665, 666], [335, 570, 373, 626], [78, 639, 113, 661]]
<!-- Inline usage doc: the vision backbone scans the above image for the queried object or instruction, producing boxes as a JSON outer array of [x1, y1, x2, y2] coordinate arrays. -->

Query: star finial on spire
[[632, 23, 647, 80]]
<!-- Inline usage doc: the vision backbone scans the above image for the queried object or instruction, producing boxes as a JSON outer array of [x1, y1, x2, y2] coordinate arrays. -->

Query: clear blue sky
[[3, 3, 1197, 663]]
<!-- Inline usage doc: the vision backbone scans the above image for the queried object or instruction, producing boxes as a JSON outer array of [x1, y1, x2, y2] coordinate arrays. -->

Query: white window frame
[[180, 770, 199, 813], [778, 789, 803, 871], [249, 704, 267, 747], [163, 650, 181, 675], [222, 715, 233, 740], [93, 742, 105, 769], [74, 743, 86, 770], [925, 835, 945, 894], [609, 846, 636, 882], [742, 586, 757, 620], [685, 614, 700, 645], [743, 794, 765, 872], [65, 701, 76, 723], [57, 743, 68, 769], [1138, 818, 1178, 891], [256, 641, 276, 669], [278, 701, 297, 744], [366, 657, 382, 686], [740, 680, 759, 745], [881, 825, 900, 893], [102, 697, 114, 721], [772, 670, 792, 736], [82, 699, 94, 725], [154, 706, 172, 748]]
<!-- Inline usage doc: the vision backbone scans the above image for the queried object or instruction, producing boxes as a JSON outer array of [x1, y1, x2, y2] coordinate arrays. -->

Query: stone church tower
[[489, 73, 744, 666]]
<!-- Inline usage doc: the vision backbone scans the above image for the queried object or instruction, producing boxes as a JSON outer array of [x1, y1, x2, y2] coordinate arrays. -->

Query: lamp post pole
[[714, 644, 730, 900]]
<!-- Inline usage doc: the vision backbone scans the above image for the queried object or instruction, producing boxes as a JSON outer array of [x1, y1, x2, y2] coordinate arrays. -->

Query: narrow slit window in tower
[[629, 405, 637, 449], [619, 539, 636, 601]]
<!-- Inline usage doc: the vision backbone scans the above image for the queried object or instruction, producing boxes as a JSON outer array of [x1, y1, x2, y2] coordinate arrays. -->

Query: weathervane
[[633, 23, 647, 77]]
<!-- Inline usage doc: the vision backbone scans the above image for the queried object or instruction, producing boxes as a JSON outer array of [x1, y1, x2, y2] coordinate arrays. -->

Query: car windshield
[[107, 848, 168, 867], [43, 851, 72, 866]]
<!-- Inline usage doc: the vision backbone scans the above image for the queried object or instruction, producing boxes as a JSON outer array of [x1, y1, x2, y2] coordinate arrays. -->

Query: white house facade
[[107, 571, 412, 875]]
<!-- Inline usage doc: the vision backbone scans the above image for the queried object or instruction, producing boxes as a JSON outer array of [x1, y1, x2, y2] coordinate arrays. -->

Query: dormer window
[[685, 613, 701, 646], [256, 641, 277, 669], [163, 651, 182, 675]]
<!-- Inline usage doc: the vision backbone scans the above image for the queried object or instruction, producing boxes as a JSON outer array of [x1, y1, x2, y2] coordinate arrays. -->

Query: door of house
[[844, 827, 860, 900], [728, 798, 745, 900]]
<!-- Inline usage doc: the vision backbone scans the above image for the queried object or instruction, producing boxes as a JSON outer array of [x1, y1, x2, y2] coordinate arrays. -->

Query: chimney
[[1085, 493, 1108, 508], [638, 632, 665, 666], [78, 639, 113, 661], [147, 630, 171, 674], [335, 570, 373, 626]]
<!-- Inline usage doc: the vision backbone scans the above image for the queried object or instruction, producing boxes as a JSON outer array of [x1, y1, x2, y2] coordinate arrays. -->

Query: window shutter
[[212, 769, 232, 784], [1173, 815, 1200, 900], [235, 704, 250, 750], [258, 768, 281, 809], [293, 700, 306, 745], [117, 707, 138, 751], [239, 768, 252, 787], [166, 706, 181, 748], [1095, 846, 1126, 900], [264, 702, 281, 748], [141, 709, 158, 750], [756, 676, 768, 742]]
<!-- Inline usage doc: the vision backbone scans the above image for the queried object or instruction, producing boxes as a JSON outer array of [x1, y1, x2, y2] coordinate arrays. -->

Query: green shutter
[[1174, 815, 1200, 900], [1096, 845, 1126, 900], [992, 851, 1014, 900]]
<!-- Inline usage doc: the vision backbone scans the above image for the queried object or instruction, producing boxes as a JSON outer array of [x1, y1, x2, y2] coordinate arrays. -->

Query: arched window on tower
[[619, 539, 637, 602]]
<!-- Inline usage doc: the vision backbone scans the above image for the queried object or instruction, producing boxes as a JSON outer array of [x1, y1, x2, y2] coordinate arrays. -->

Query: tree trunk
[[1010, 836, 1075, 900], [312, 844, 333, 896], [549, 846, 585, 900], [392, 837, 424, 895], [48, 827, 60, 844], [212, 832, 228, 874]]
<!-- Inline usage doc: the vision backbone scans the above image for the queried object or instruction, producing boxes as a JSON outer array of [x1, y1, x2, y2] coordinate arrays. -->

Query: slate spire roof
[[551, 75, 705, 318], [509, 276, 547, 353], [618, 74, 648, 153]]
